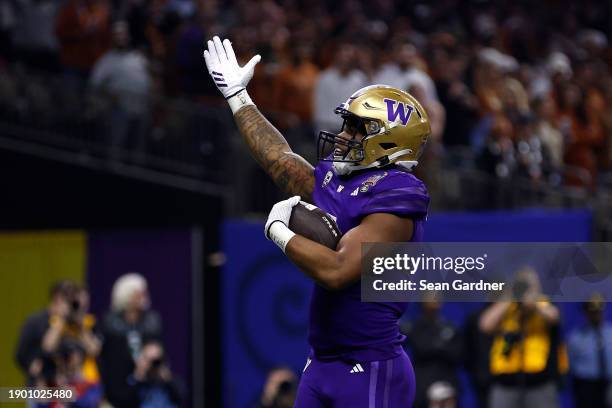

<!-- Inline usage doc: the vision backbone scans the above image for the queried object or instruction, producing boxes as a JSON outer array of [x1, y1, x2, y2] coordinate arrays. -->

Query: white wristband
[[227, 89, 255, 114], [268, 221, 296, 253]]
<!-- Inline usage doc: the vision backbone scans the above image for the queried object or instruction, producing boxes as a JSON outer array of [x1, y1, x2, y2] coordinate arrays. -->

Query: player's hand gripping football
[[203, 36, 261, 100], [265, 196, 301, 252]]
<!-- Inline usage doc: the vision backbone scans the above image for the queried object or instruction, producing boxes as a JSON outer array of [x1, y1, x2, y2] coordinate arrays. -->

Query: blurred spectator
[[568, 293, 612, 408], [55, 0, 111, 78], [175, 11, 219, 100], [10, 0, 62, 73], [272, 42, 320, 159], [34, 340, 103, 408], [273, 43, 319, 128], [601, 79, 612, 174], [313, 41, 366, 132], [463, 305, 494, 408], [408, 82, 445, 143], [374, 41, 439, 102], [255, 366, 298, 408], [532, 95, 564, 173], [15, 280, 101, 386], [474, 49, 514, 116], [409, 81, 445, 200], [479, 268, 567, 408], [432, 46, 479, 147], [402, 294, 463, 408], [0, 0, 611, 213], [513, 114, 552, 184], [128, 340, 183, 408], [476, 113, 516, 181], [99, 273, 162, 408], [89, 20, 151, 162], [115, 0, 153, 51], [556, 81, 604, 189], [427, 381, 457, 408]]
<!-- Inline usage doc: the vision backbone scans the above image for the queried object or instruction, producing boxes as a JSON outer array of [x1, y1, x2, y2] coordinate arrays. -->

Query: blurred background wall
[[0, 231, 86, 388]]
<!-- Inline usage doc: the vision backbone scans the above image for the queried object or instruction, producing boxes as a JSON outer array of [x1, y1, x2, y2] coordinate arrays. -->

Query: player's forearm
[[285, 235, 355, 291], [234, 106, 314, 200], [203, 37, 315, 199]]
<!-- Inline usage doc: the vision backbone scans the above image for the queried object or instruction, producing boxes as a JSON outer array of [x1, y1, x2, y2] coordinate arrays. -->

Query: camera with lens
[[271, 379, 297, 408], [145, 357, 166, 382], [511, 279, 530, 302], [65, 292, 84, 326]]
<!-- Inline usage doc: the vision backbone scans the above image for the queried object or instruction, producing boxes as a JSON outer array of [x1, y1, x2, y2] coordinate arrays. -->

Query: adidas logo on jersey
[[303, 358, 312, 373], [350, 363, 364, 374]]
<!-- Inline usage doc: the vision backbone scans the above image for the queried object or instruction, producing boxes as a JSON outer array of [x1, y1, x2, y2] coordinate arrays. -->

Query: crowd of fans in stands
[[0, 0, 611, 193], [0, 0, 612, 201]]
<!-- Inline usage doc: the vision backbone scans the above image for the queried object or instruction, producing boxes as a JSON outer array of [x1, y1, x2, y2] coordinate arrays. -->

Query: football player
[[204, 36, 430, 407]]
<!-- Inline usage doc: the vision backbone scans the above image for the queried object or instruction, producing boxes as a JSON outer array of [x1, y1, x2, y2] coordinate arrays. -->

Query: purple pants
[[295, 351, 416, 407]]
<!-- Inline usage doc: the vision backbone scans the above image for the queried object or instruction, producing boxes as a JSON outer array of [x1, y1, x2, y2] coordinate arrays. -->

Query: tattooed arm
[[233, 106, 315, 201], [203, 36, 315, 201]]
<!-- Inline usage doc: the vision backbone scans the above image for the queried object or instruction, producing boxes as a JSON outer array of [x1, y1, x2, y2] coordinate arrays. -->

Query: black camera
[[512, 280, 530, 301], [145, 357, 166, 382], [151, 358, 163, 369]]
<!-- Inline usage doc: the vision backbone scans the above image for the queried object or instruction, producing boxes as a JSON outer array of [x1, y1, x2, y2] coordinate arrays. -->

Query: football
[[289, 202, 342, 249]]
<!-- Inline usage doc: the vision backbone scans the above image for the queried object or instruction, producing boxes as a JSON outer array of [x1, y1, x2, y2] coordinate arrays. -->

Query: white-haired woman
[[98, 273, 162, 408]]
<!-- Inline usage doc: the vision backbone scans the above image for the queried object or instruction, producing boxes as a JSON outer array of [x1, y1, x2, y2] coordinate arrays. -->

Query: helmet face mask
[[317, 84, 431, 176], [317, 112, 377, 165]]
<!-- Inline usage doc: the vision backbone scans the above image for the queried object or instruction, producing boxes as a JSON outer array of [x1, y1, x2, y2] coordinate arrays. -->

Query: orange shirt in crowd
[[273, 61, 319, 123], [558, 108, 604, 189], [55, 0, 111, 72]]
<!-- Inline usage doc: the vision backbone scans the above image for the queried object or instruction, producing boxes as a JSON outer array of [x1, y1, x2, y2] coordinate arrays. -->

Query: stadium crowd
[[0, 0, 611, 198]]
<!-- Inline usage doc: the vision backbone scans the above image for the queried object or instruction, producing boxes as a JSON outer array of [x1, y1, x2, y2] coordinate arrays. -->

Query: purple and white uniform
[[295, 159, 429, 408]]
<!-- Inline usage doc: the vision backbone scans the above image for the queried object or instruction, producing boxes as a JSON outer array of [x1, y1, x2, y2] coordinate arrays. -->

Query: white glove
[[203, 36, 261, 113], [265, 196, 300, 252]]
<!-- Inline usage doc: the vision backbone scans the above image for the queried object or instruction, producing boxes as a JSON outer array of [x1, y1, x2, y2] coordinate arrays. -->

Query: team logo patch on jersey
[[359, 171, 388, 193], [322, 170, 333, 187]]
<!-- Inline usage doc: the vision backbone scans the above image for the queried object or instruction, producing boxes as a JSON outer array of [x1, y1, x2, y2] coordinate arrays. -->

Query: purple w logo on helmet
[[383, 98, 414, 126]]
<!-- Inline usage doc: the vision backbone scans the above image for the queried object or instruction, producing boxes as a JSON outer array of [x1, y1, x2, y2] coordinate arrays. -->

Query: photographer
[[401, 293, 463, 408], [568, 293, 612, 408], [479, 268, 566, 408], [33, 340, 103, 408], [98, 273, 163, 408], [15, 280, 101, 385], [127, 340, 182, 408]]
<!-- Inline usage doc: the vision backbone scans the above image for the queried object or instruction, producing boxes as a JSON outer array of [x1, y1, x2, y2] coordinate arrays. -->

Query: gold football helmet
[[317, 84, 431, 175]]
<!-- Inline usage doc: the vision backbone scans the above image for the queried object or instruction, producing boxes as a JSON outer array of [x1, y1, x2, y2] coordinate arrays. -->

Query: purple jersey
[[309, 160, 429, 362]]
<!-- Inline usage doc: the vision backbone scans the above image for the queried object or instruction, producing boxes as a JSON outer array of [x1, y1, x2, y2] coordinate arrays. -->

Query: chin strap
[[334, 149, 417, 175]]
